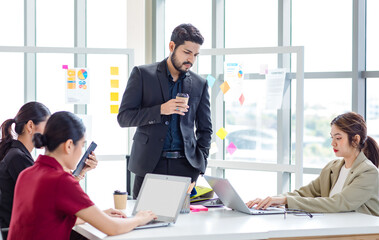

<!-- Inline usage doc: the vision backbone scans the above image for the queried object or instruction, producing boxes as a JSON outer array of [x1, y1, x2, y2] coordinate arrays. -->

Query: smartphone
[[72, 141, 97, 176]]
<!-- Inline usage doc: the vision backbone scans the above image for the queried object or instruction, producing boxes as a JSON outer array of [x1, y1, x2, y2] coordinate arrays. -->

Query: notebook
[[132, 174, 191, 229], [204, 175, 285, 215]]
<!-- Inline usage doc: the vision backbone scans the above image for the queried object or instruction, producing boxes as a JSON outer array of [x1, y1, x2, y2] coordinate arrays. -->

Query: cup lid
[[114, 190, 127, 195], [176, 93, 189, 98]]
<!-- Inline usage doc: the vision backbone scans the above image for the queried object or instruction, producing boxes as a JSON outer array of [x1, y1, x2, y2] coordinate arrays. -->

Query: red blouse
[[8, 155, 94, 240]]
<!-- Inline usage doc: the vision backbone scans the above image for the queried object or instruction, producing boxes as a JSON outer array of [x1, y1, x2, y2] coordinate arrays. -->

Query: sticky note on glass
[[206, 74, 216, 88], [260, 64, 268, 75], [220, 81, 230, 94], [62, 65, 68, 69], [210, 142, 218, 155], [110, 92, 119, 101], [110, 79, 119, 88], [216, 127, 228, 140], [227, 142, 237, 155], [110, 67, 119, 75], [239, 93, 245, 105], [110, 105, 119, 114]]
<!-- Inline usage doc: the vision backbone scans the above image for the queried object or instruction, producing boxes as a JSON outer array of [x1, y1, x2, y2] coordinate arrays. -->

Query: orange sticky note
[[110, 92, 119, 101], [220, 81, 230, 94], [216, 127, 228, 140], [67, 69, 76, 76], [110, 67, 119, 75], [110, 105, 119, 114], [111, 79, 119, 88]]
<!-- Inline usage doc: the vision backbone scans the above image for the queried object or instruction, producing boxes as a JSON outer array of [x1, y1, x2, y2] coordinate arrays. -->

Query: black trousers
[[133, 157, 200, 199]]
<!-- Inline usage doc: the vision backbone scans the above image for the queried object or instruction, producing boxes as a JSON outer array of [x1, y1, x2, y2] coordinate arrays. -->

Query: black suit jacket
[[117, 59, 212, 177]]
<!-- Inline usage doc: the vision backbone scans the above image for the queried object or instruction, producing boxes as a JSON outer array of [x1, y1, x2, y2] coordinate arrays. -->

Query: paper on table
[[265, 69, 286, 110]]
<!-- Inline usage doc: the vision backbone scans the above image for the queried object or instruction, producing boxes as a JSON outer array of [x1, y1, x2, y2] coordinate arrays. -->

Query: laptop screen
[[135, 177, 188, 218]]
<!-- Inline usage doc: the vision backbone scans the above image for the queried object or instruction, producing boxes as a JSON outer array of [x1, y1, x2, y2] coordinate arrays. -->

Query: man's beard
[[171, 49, 192, 74]]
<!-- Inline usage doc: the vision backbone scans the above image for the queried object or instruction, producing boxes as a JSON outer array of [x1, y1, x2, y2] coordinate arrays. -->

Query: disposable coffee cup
[[176, 93, 189, 105], [113, 190, 127, 210]]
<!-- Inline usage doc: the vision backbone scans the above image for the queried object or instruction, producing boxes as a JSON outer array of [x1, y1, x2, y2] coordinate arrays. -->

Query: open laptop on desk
[[204, 175, 285, 215], [133, 173, 191, 229]]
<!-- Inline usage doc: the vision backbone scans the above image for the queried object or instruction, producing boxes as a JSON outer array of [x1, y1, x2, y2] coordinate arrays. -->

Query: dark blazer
[[117, 59, 212, 177], [0, 140, 34, 228]]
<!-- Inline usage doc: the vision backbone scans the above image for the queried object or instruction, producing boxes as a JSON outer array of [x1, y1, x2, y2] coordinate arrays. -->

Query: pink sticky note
[[190, 205, 208, 212], [62, 65, 68, 69], [227, 142, 237, 155], [239, 94, 245, 106]]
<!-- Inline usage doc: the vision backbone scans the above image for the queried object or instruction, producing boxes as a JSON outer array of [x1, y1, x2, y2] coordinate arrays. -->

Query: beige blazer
[[284, 151, 379, 216]]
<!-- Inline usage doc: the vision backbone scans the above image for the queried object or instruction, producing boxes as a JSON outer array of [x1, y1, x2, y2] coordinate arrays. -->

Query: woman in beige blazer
[[247, 112, 379, 216]]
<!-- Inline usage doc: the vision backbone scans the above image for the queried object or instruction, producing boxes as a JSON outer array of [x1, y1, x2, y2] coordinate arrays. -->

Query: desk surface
[[74, 201, 379, 240]]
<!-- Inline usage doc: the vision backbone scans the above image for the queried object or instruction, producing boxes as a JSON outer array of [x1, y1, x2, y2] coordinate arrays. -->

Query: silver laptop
[[133, 173, 191, 229], [204, 175, 285, 215]]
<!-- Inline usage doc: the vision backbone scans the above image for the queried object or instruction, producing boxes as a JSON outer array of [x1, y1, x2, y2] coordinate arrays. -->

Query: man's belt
[[161, 151, 185, 159]]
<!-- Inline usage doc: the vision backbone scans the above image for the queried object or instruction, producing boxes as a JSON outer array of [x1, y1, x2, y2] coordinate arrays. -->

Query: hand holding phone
[[73, 141, 97, 176]]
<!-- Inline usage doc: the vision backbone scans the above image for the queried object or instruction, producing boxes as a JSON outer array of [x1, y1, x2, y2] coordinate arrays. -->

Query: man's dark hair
[[170, 23, 204, 48]]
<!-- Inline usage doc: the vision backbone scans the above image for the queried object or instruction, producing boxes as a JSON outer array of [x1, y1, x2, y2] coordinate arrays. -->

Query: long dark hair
[[33, 111, 85, 152], [0, 102, 51, 161], [331, 112, 379, 167]]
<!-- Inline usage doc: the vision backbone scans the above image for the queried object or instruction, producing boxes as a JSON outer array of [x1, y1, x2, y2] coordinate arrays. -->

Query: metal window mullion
[[352, 0, 366, 117], [24, 0, 36, 102], [152, 0, 165, 62], [211, 0, 225, 178], [277, 0, 292, 195], [295, 47, 304, 189], [74, 0, 87, 115]]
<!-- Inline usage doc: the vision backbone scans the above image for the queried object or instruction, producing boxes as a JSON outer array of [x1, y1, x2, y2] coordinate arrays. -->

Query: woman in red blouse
[[8, 111, 156, 240]]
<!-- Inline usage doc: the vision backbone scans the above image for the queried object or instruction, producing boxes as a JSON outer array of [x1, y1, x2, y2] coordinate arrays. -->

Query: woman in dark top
[[0, 102, 97, 231]]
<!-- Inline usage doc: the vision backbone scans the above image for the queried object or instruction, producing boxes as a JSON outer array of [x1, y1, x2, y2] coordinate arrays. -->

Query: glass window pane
[[367, 0, 379, 71], [36, 0, 74, 47], [225, 80, 277, 163], [164, 0, 212, 57], [0, 0, 23, 46], [0, 53, 24, 124], [225, 170, 277, 201], [87, 0, 127, 48], [224, 55, 278, 163], [291, 79, 352, 168], [87, 54, 129, 155], [86, 161, 126, 209], [225, 0, 277, 48], [290, 173, 319, 193], [367, 79, 379, 143], [292, 0, 352, 71], [36, 53, 75, 113]]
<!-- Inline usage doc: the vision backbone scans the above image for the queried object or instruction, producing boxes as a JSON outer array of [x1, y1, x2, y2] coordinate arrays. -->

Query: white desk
[[74, 201, 379, 240]]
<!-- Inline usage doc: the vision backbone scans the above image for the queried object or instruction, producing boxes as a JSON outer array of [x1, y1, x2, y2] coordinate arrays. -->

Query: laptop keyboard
[[145, 220, 166, 225]]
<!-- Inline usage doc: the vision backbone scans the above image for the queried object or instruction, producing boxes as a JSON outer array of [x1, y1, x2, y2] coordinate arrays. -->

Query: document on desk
[[265, 69, 286, 110]]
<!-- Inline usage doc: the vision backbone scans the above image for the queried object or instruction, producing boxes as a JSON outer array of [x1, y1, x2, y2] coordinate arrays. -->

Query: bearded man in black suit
[[118, 23, 212, 198]]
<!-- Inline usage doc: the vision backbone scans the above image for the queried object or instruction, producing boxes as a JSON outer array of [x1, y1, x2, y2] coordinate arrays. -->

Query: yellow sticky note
[[110, 67, 119, 75], [220, 81, 230, 94], [110, 92, 119, 101], [110, 79, 119, 88], [216, 127, 228, 140], [110, 105, 119, 114]]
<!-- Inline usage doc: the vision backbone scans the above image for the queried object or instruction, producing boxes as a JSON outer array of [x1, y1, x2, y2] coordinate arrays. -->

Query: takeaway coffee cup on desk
[[176, 93, 189, 105], [113, 190, 127, 210]]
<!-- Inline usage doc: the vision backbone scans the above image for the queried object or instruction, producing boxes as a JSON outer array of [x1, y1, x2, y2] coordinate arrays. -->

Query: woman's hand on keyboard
[[135, 210, 157, 226]]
